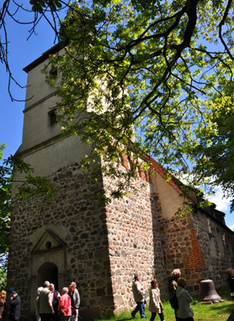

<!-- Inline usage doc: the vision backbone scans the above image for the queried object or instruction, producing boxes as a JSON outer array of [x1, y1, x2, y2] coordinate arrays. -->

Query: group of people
[[0, 290, 21, 321], [36, 281, 80, 321], [131, 267, 234, 320], [131, 269, 194, 321], [0, 267, 233, 321]]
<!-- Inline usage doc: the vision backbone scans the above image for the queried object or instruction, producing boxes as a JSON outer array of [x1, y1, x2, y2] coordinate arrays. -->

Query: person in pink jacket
[[58, 288, 71, 321]]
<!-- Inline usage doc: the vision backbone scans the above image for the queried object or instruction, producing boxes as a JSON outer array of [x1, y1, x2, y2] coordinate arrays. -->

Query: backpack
[[169, 292, 179, 310]]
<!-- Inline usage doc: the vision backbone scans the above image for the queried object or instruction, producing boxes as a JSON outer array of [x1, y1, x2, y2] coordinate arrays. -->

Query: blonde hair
[[0, 291, 6, 302], [171, 269, 181, 277], [70, 282, 77, 288], [62, 287, 68, 294]]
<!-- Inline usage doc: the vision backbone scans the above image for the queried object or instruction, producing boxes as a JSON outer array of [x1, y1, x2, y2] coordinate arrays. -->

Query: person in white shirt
[[131, 274, 147, 319], [149, 279, 165, 321]]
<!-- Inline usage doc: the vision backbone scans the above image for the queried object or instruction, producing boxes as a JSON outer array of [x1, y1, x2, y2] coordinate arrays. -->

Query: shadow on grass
[[207, 303, 234, 313]]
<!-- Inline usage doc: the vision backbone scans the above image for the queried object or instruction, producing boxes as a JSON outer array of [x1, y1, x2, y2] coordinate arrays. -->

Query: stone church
[[8, 44, 234, 320]]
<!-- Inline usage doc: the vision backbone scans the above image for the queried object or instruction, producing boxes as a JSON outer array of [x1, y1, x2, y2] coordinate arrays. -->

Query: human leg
[[74, 309, 78, 321], [139, 301, 146, 318], [131, 302, 140, 317], [158, 311, 165, 321], [40, 314, 52, 321], [150, 312, 156, 321]]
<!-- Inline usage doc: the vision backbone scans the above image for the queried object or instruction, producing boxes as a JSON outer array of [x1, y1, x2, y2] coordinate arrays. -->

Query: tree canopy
[[42, 0, 234, 208], [1, 0, 234, 208]]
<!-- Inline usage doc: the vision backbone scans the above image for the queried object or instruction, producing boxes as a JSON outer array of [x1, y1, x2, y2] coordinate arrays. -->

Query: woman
[[176, 278, 194, 321], [58, 287, 72, 321], [226, 268, 234, 301], [0, 290, 6, 320], [149, 279, 165, 321]]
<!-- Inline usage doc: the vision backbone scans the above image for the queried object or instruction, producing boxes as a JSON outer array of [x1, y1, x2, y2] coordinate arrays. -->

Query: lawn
[[94, 288, 234, 321]]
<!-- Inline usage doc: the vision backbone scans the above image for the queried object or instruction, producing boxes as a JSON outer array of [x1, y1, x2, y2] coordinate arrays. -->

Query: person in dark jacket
[[9, 291, 20, 321], [168, 269, 181, 321], [176, 278, 194, 321], [226, 268, 234, 301], [50, 283, 60, 321]]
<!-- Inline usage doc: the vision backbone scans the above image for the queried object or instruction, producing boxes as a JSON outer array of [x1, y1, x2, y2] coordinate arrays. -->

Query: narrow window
[[49, 68, 58, 78], [48, 110, 57, 125]]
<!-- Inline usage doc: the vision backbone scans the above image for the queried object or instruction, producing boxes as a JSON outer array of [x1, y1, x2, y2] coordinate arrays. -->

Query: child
[[149, 279, 165, 321]]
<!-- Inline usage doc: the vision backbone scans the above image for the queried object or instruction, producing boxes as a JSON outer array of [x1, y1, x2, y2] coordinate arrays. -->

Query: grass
[[93, 288, 234, 321]]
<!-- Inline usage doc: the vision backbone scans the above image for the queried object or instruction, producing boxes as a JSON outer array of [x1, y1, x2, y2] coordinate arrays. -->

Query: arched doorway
[[38, 262, 58, 290]]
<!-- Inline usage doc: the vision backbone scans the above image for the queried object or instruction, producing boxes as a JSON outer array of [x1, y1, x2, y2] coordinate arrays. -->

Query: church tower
[[8, 44, 167, 319]]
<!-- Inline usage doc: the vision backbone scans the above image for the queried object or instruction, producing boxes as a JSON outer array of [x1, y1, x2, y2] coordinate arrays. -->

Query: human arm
[[58, 295, 64, 312], [74, 290, 80, 308], [184, 290, 193, 304], [47, 291, 55, 314]]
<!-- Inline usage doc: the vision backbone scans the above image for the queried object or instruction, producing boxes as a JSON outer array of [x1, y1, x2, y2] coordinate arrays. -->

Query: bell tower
[[8, 44, 115, 319]]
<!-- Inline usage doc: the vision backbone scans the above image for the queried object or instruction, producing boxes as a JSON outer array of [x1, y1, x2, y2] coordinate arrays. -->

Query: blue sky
[[0, 4, 233, 229]]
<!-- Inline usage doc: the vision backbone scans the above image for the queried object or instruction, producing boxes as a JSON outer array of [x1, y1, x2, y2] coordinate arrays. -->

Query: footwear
[[131, 312, 135, 318]]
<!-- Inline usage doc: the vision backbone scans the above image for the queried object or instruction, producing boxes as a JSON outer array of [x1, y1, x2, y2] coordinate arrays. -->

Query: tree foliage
[[43, 0, 234, 209], [2, 0, 234, 208]]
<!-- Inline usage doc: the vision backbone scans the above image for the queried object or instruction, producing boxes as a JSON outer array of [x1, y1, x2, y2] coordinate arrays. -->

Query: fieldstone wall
[[156, 208, 234, 294], [102, 173, 168, 314], [157, 212, 207, 293], [8, 162, 114, 320], [8, 158, 234, 320], [192, 210, 234, 289]]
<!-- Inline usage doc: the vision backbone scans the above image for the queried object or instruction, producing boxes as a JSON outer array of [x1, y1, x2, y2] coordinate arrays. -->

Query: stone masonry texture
[[8, 160, 234, 320]]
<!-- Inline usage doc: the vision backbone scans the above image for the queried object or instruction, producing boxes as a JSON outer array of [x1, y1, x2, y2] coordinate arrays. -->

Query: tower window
[[49, 110, 57, 125], [49, 68, 58, 78]]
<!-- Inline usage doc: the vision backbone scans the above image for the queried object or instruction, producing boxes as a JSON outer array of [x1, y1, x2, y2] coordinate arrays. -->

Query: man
[[9, 291, 21, 321], [68, 282, 80, 321], [131, 274, 147, 319], [50, 283, 60, 321], [38, 281, 54, 321]]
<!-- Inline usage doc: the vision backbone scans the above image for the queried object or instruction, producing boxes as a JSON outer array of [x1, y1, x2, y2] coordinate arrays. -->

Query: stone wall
[[9, 162, 114, 320], [156, 213, 207, 293], [192, 209, 234, 289], [156, 207, 234, 294], [102, 174, 168, 314], [8, 157, 234, 320]]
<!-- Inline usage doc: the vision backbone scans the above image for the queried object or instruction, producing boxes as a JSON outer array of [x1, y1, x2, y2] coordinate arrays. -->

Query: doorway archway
[[38, 262, 58, 289]]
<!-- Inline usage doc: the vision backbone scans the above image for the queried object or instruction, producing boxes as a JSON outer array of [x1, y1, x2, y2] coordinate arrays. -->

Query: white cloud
[[208, 186, 231, 212], [174, 172, 233, 228]]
